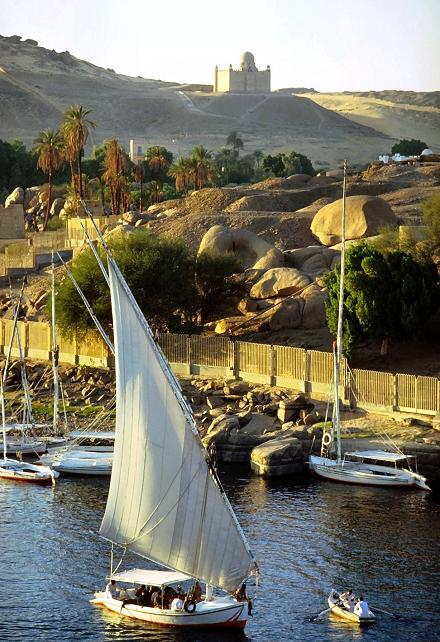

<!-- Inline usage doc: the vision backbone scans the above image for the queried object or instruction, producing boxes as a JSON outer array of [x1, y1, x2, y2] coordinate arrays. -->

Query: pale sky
[[1, 0, 439, 91]]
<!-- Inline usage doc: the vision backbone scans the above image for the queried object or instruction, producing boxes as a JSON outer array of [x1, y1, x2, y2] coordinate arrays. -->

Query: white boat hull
[[5, 440, 47, 455], [41, 450, 112, 476], [92, 593, 248, 628], [310, 455, 430, 490], [0, 458, 59, 484]]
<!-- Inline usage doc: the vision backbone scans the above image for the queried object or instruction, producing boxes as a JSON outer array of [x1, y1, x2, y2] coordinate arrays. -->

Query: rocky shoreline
[[4, 360, 439, 486]]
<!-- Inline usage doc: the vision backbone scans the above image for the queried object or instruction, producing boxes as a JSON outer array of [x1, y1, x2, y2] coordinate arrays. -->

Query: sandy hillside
[[300, 92, 440, 152], [0, 35, 395, 168]]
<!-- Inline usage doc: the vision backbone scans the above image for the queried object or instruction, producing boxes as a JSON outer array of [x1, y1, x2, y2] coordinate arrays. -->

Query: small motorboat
[[328, 590, 375, 625]]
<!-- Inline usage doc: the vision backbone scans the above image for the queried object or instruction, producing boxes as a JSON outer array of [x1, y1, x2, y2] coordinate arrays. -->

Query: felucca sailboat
[[92, 253, 258, 628], [309, 161, 430, 491]]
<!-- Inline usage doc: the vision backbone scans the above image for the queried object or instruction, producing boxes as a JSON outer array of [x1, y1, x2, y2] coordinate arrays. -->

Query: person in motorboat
[[170, 593, 185, 611], [136, 585, 151, 607], [152, 588, 162, 608], [105, 579, 118, 600], [354, 595, 370, 619]]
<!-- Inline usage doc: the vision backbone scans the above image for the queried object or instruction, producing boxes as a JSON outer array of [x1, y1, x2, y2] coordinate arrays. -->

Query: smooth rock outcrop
[[202, 412, 277, 462], [198, 224, 284, 270], [250, 436, 305, 476], [311, 195, 397, 246], [50, 197, 65, 216], [5, 187, 24, 208], [250, 267, 311, 299]]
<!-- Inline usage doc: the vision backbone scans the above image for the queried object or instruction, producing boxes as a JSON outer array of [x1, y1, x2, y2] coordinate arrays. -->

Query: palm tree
[[226, 131, 244, 157], [133, 162, 145, 210], [102, 139, 129, 215], [191, 146, 214, 190], [169, 157, 193, 194], [61, 105, 96, 199], [33, 129, 65, 230]]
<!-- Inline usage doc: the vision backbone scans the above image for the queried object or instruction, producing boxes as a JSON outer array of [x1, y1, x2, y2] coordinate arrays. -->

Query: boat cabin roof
[[68, 430, 115, 440], [344, 450, 413, 462], [109, 568, 193, 587]]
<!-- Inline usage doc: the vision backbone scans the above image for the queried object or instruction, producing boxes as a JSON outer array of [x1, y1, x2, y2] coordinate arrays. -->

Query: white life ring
[[322, 433, 332, 446]]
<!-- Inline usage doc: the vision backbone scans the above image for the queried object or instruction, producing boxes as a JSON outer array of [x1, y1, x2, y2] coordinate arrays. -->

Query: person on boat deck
[[170, 593, 185, 611], [354, 595, 370, 618], [340, 589, 356, 612], [233, 583, 253, 616], [191, 581, 203, 603], [234, 583, 248, 602], [152, 588, 162, 608], [136, 585, 151, 607], [105, 579, 118, 600]]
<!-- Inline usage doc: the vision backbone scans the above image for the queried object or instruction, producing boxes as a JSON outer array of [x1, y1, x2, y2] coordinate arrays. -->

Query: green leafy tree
[[423, 192, 440, 247], [194, 251, 246, 325], [262, 153, 285, 177], [391, 139, 427, 156], [32, 129, 65, 230], [55, 231, 195, 335], [0, 139, 46, 194], [324, 243, 439, 355], [283, 151, 315, 176]]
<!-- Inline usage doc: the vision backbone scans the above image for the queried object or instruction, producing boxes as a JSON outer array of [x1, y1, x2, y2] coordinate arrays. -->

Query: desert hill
[[299, 91, 440, 152], [0, 34, 438, 167]]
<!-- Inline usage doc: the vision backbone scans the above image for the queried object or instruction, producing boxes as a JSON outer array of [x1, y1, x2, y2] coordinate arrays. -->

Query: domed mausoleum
[[214, 52, 270, 93]]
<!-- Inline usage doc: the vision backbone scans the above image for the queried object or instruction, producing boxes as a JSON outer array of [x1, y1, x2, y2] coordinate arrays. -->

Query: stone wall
[[0, 204, 25, 239]]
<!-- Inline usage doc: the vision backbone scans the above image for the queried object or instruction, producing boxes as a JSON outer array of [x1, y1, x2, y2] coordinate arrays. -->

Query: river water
[[1, 470, 439, 642]]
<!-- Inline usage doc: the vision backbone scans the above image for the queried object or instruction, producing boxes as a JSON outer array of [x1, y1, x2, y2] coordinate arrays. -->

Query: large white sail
[[100, 259, 257, 592]]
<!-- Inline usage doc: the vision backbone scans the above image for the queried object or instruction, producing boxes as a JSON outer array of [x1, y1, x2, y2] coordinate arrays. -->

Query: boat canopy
[[68, 430, 115, 440], [100, 259, 257, 593], [109, 568, 193, 586], [345, 450, 413, 462]]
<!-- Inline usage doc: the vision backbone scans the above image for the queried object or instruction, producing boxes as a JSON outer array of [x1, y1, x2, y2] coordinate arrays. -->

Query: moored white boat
[[89, 232, 258, 629], [43, 430, 114, 475], [309, 161, 430, 492], [328, 590, 375, 625], [0, 457, 59, 484], [310, 451, 430, 490], [42, 449, 112, 475]]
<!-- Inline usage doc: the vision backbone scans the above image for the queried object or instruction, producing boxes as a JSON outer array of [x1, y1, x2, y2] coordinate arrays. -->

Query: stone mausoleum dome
[[240, 51, 258, 71]]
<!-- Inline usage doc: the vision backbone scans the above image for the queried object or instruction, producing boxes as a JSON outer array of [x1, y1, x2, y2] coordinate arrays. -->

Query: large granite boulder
[[24, 187, 41, 209], [198, 225, 284, 270], [301, 283, 327, 329], [250, 267, 311, 299], [50, 197, 65, 216], [250, 436, 306, 476], [5, 187, 24, 208], [311, 195, 397, 246], [202, 412, 278, 463], [263, 298, 302, 331]]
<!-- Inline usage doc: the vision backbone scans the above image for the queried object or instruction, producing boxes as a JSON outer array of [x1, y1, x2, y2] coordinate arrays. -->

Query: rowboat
[[328, 590, 375, 625]]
